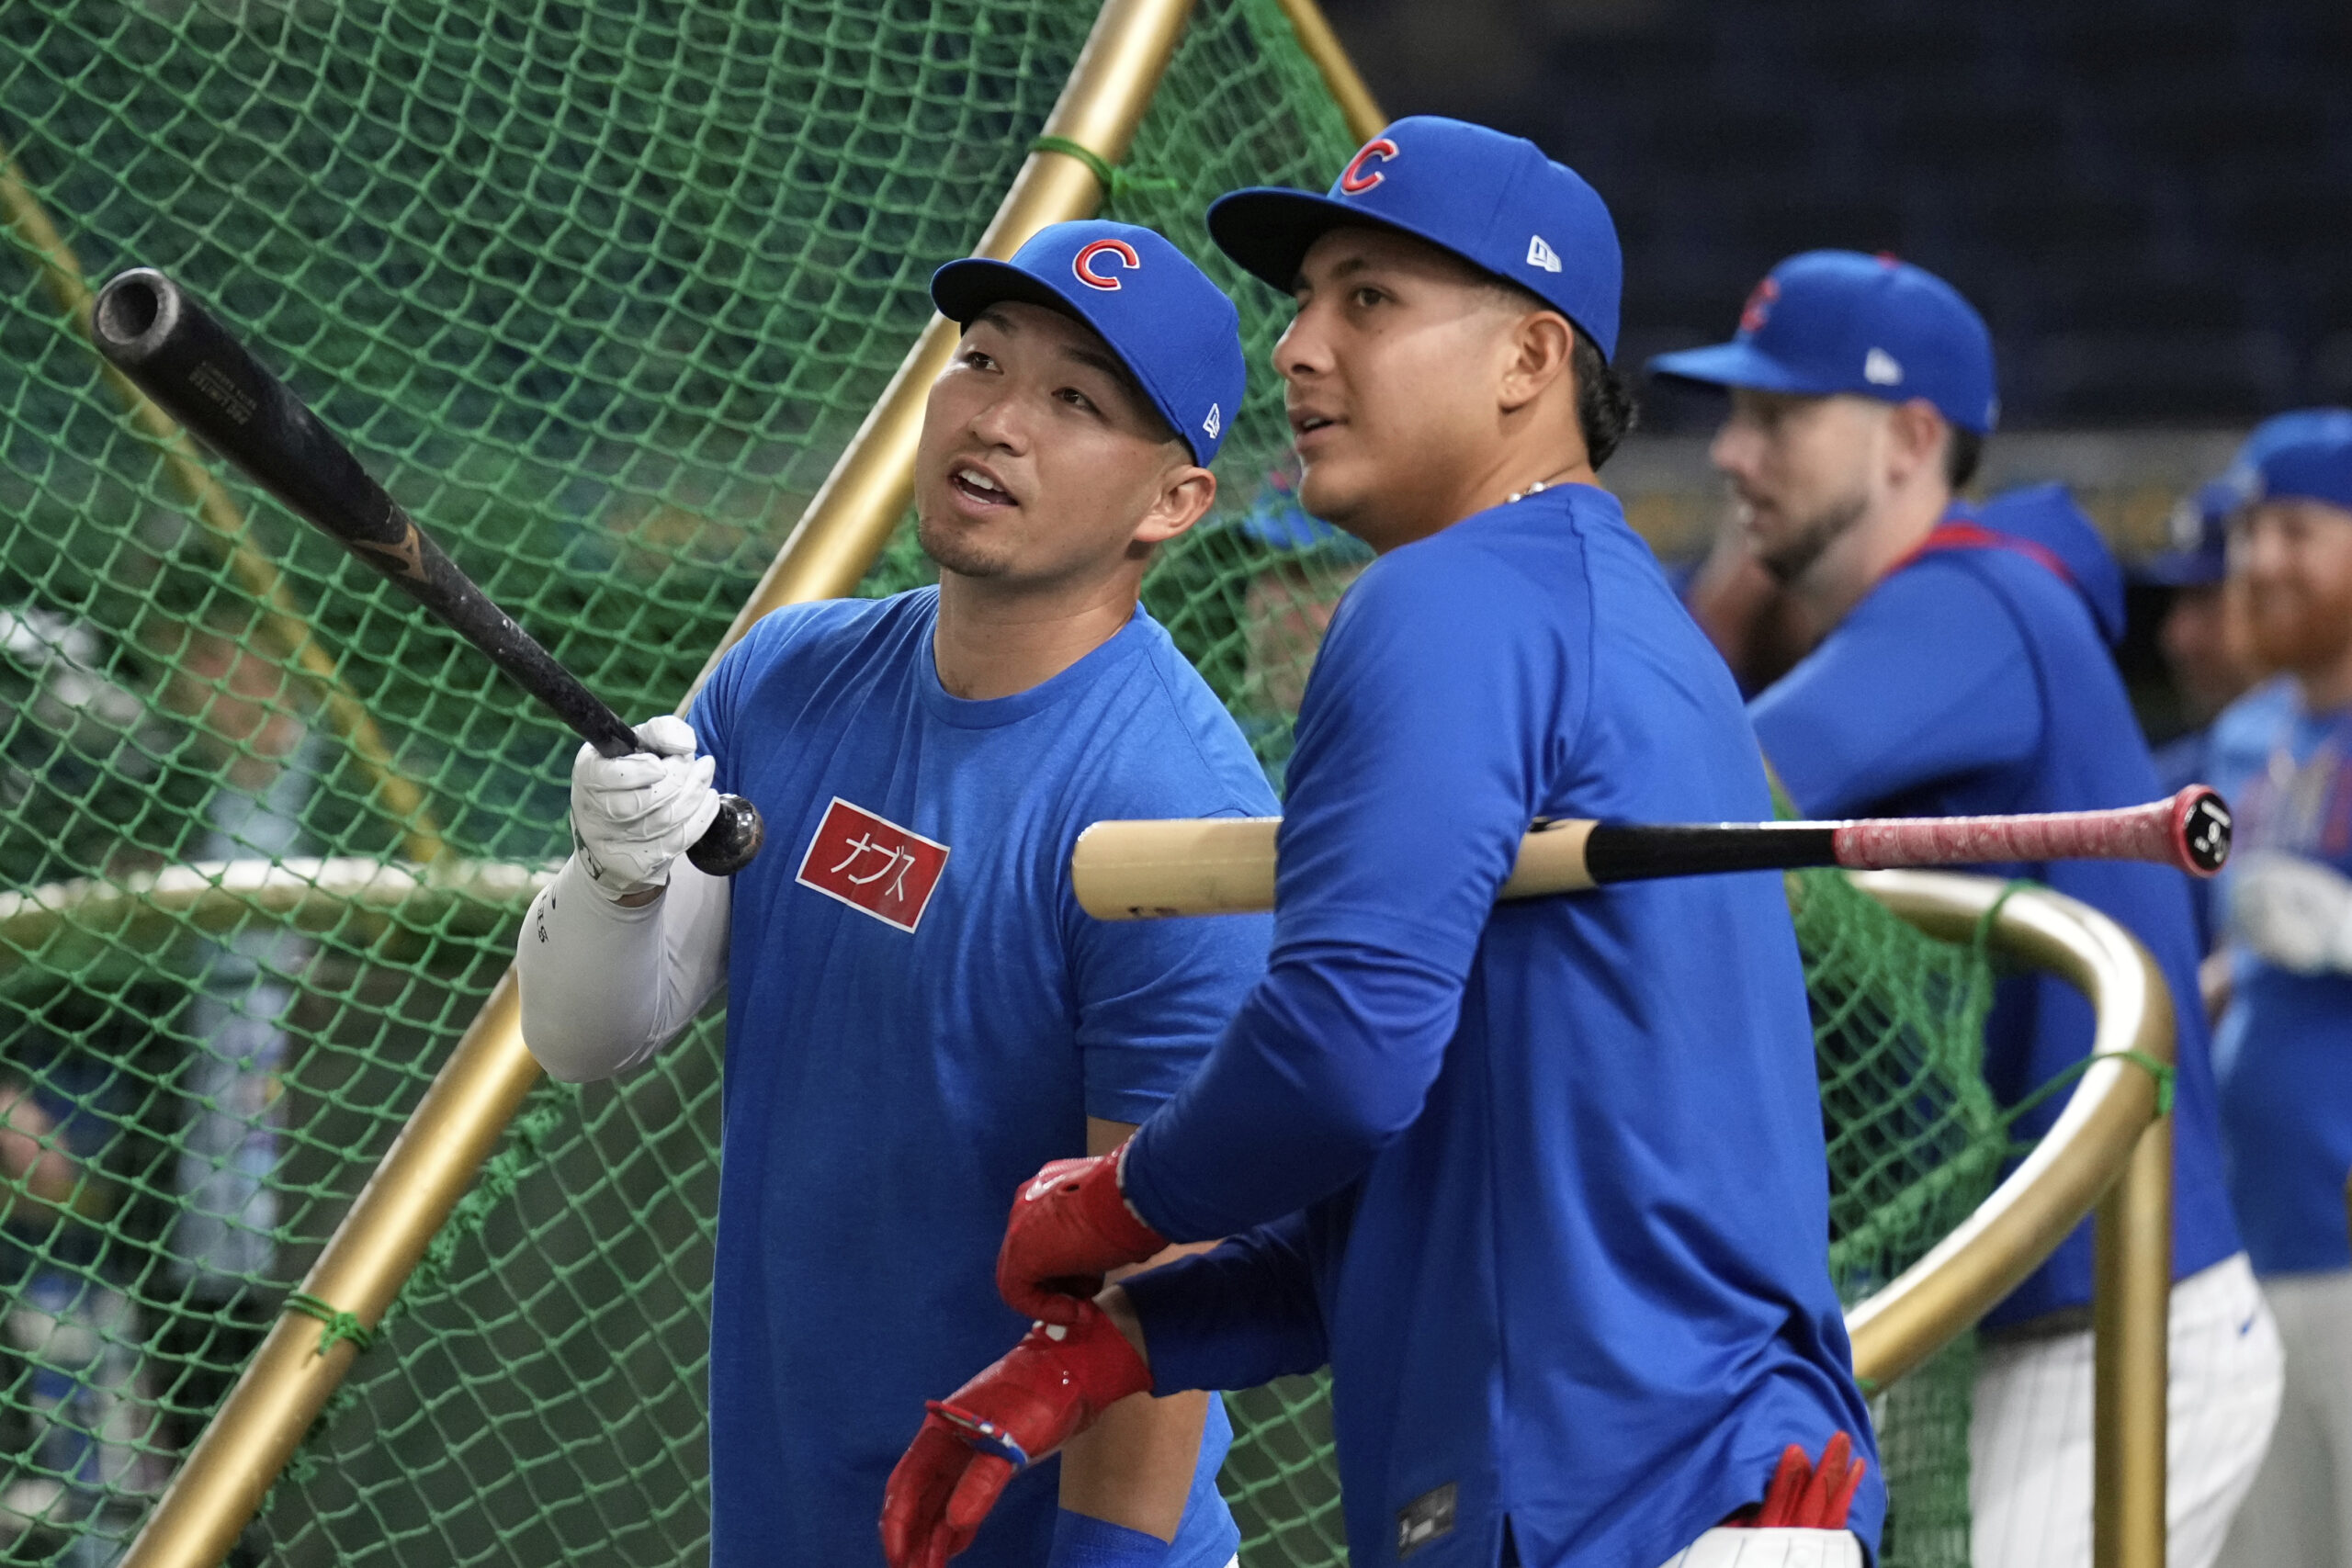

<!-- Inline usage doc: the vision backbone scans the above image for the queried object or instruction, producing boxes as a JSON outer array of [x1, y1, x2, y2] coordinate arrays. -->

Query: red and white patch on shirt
[[795, 797, 951, 933]]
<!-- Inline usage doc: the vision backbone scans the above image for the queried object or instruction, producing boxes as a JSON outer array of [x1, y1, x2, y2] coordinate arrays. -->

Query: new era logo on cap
[[1526, 234, 1561, 273], [1203, 403, 1221, 439], [1864, 348, 1903, 385]]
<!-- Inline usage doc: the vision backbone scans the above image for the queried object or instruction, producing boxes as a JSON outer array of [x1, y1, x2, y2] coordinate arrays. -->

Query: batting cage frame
[[0, 1, 2173, 1564]]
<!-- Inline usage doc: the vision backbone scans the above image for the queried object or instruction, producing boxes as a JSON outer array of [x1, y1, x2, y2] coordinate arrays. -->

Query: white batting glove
[[2226, 851, 2352, 976], [568, 716, 721, 901]]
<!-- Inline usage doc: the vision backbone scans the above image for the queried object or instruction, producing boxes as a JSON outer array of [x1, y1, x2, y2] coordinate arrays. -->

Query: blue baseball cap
[[2137, 481, 2235, 587], [930, 220, 1245, 467], [1205, 117, 1623, 360], [1649, 251, 1999, 434], [2252, 432, 2352, 513], [2143, 409, 2352, 582]]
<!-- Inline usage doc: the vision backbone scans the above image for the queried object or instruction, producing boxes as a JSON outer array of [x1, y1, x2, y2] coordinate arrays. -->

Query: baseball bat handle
[[1070, 786, 2230, 919], [90, 267, 763, 877]]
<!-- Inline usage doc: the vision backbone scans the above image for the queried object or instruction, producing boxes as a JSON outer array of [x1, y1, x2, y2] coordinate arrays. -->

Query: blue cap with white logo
[[2142, 411, 2352, 585], [1649, 250, 1999, 434], [1205, 117, 1623, 360], [930, 220, 1246, 467], [2137, 480, 2238, 588], [2252, 429, 2352, 513]]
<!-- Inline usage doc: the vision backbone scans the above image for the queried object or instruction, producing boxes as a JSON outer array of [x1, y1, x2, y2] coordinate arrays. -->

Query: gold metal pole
[[2094, 1111, 2173, 1568], [697, 0, 1199, 671], [1843, 871, 2173, 1568], [0, 141, 447, 865], [1272, 0, 1387, 142], [1841, 872, 2171, 1387], [119, 4, 1199, 1564]]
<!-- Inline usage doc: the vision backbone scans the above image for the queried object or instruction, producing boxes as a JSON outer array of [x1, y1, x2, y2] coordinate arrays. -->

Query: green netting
[[0, 4, 2006, 1565]]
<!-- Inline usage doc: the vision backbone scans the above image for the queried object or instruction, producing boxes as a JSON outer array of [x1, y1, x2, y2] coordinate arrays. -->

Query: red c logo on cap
[[1739, 276, 1780, 335], [1072, 238, 1141, 291], [1339, 138, 1399, 194]]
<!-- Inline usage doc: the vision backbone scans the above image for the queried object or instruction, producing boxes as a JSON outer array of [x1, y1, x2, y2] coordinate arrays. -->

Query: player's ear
[[1886, 399, 1949, 487], [1129, 460, 1217, 550], [1497, 309, 1575, 417]]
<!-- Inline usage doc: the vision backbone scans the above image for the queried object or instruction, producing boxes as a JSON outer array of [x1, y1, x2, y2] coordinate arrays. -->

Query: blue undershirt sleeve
[[1048, 1510, 1173, 1568], [1120, 539, 1573, 1241], [1748, 560, 2043, 818], [1121, 1212, 1329, 1393]]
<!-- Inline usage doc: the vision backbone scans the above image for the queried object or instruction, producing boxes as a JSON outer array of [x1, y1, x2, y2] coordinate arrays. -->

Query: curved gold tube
[[116, 5, 1200, 1565], [1848, 870, 2171, 1568], [0, 858, 548, 970]]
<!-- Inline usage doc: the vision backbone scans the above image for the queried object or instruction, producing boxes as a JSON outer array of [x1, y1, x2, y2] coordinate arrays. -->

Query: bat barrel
[[91, 267, 764, 876], [94, 270, 408, 554]]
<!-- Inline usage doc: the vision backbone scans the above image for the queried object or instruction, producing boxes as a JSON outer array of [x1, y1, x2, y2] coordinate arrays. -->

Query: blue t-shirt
[[2186, 678, 2300, 957], [2210, 688, 2352, 1275], [690, 590, 1272, 1568], [1749, 513, 2243, 1325], [1119, 490, 1883, 1568], [2205, 678, 2299, 821]]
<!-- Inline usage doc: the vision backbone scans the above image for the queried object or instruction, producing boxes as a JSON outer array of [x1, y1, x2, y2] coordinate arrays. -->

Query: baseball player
[[2140, 413, 2352, 964], [513, 220, 1272, 1568], [2204, 424, 2352, 1567], [884, 117, 1884, 1568], [1647, 252, 2282, 1568], [2179, 409, 2352, 823]]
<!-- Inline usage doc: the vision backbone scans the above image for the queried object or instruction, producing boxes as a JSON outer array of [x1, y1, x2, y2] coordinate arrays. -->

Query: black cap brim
[[1207, 186, 1617, 361], [930, 257, 1086, 329], [1209, 186, 1474, 298]]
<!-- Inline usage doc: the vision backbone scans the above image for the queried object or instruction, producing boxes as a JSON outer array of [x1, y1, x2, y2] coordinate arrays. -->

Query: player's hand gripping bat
[[90, 268, 763, 876], [1071, 785, 2232, 919]]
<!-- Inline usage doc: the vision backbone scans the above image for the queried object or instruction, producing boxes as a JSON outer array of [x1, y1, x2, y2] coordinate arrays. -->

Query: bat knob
[[687, 794, 765, 876], [2175, 786, 2232, 877], [91, 268, 183, 367]]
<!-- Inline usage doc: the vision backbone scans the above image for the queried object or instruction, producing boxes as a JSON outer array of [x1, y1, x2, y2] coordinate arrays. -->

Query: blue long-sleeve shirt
[[1122, 489, 1882, 1568], [1749, 510, 2242, 1325]]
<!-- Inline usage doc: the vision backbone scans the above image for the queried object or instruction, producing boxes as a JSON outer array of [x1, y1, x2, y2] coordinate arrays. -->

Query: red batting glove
[[995, 1141, 1167, 1325], [1743, 1431, 1867, 1529], [878, 1304, 1153, 1568]]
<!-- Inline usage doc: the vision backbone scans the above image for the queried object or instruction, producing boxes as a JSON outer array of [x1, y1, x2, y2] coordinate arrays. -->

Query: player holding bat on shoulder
[[1648, 254, 2281, 1568], [514, 220, 1273, 1568], [886, 118, 1883, 1568]]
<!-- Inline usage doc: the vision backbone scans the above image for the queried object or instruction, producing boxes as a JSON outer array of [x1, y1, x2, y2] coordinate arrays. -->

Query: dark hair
[[1944, 426, 1984, 491], [1573, 328, 1638, 471]]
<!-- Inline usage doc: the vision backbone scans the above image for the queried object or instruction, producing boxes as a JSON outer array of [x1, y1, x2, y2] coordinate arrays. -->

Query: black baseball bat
[[89, 267, 763, 876], [1071, 786, 2233, 919]]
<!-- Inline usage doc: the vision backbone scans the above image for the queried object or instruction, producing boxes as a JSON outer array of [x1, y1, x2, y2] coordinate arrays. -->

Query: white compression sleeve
[[514, 853, 729, 1082]]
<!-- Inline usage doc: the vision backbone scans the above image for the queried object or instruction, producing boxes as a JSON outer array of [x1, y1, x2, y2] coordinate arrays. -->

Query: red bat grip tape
[[1829, 786, 2231, 878]]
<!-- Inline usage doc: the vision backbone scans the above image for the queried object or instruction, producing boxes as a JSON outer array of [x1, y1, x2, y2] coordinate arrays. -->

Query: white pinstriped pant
[[2218, 1267, 2352, 1568], [1968, 1252, 2283, 1568], [1653, 1529, 1863, 1567]]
